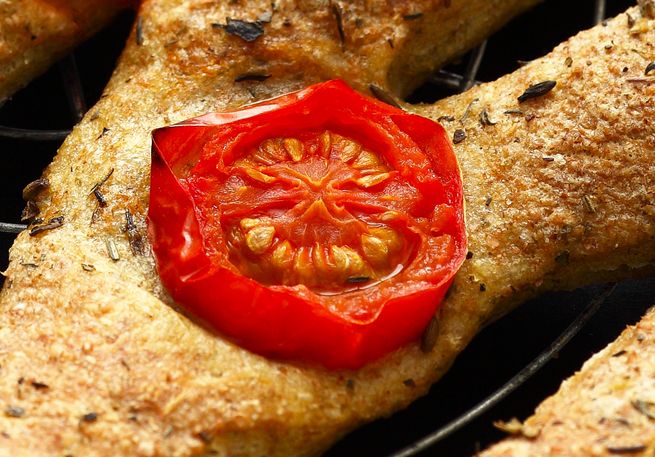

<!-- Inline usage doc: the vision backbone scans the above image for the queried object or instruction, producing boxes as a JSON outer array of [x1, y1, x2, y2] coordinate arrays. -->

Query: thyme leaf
[[517, 80, 557, 103]]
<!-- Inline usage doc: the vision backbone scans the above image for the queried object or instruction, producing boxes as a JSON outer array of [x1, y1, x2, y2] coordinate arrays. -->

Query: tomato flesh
[[193, 130, 422, 294], [148, 80, 467, 369]]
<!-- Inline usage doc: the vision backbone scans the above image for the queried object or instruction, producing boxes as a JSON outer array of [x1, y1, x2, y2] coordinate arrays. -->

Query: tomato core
[[148, 80, 467, 369], [192, 130, 420, 294]]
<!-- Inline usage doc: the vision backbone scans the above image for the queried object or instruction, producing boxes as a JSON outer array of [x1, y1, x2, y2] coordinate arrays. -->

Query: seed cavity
[[220, 131, 417, 293]]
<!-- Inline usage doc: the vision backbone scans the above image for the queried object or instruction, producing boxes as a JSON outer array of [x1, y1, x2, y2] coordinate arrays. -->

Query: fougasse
[[0, 1, 653, 457]]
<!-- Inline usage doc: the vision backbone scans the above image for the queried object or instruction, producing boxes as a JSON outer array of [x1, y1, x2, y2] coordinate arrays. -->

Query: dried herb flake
[[606, 445, 647, 454], [90, 168, 114, 195], [479, 109, 497, 126], [331, 2, 345, 46], [96, 127, 110, 140], [369, 84, 401, 109], [453, 129, 467, 144], [645, 62, 655, 76], [420, 316, 439, 353], [626, 78, 655, 84], [582, 195, 597, 214], [29, 216, 64, 236], [235, 72, 271, 82], [460, 98, 478, 122], [627, 12, 636, 28], [93, 189, 108, 208], [125, 209, 146, 256], [81, 412, 98, 423], [631, 399, 655, 419], [403, 12, 424, 20], [136, 16, 144, 46], [21, 201, 40, 222], [31, 381, 49, 390], [106, 238, 120, 261], [219, 18, 264, 42], [4, 406, 24, 418], [517, 80, 557, 103], [347, 276, 370, 284]]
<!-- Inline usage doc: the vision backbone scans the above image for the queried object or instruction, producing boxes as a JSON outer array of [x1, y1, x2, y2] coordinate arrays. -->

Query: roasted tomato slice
[[148, 80, 466, 369]]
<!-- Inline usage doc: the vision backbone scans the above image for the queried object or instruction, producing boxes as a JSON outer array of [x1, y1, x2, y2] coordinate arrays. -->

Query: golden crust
[[0, 0, 131, 102], [0, 2, 653, 457], [480, 307, 655, 457]]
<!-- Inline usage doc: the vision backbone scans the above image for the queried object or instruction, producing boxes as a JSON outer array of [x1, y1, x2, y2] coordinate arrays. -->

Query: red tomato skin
[[148, 80, 466, 370]]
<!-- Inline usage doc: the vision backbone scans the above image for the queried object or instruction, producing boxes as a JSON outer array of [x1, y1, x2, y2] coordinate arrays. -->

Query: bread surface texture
[[0, 2, 653, 457]]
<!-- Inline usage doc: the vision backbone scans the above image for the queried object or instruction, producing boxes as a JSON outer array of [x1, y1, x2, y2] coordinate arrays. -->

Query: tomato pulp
[[148, 80, 467, 369]]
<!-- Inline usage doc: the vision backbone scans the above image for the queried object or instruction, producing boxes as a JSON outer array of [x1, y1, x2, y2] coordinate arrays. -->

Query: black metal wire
[[460, 41, 487, 91], [594, 0, 606, 24], [58, 54, 87, 122], [0, 126, 71, 141], [429, 70, 469, 90], [387, 284, 615, 457], [0, 222, 26, 234]]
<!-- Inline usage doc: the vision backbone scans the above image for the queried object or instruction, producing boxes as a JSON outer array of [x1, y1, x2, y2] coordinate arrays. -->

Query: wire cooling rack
[[0, 1, 652, 456]]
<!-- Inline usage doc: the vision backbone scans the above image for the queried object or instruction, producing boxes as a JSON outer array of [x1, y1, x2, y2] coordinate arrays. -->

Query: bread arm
[[479, 304, 655, 457], [415, 5, 655, 326]]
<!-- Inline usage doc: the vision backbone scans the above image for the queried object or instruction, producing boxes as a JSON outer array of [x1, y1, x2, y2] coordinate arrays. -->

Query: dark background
[[1, 1, 651, 456]]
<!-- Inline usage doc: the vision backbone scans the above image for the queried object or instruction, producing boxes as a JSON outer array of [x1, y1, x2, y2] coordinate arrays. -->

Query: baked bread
[[0, 2, 653, 456], [0, 0, 133, 103], [479, 305, 655, 457]]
